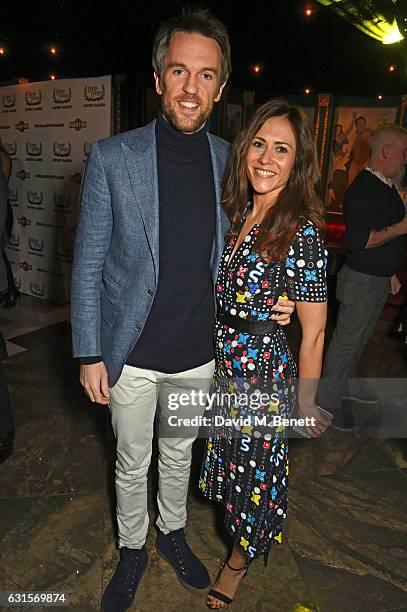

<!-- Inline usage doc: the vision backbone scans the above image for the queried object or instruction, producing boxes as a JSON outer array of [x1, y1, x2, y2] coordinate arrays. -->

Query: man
[[318, 124, 407, 429], [71, 9, 294, 612]]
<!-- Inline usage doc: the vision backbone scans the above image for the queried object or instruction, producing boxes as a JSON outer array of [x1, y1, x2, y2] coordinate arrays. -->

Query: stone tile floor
[[0, 295, 406, 611]]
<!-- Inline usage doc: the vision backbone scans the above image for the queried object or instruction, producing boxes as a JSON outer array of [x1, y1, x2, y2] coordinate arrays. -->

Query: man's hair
[[369, 123, 407, 157], [152, 7, 231, 85]]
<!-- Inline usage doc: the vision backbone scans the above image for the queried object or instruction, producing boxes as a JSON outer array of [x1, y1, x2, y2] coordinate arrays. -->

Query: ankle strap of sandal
[[226, 559, 248, 572]]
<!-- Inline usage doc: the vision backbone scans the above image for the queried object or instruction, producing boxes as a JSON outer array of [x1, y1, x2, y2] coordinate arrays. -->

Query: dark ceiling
[[1, 0, 407, 96]]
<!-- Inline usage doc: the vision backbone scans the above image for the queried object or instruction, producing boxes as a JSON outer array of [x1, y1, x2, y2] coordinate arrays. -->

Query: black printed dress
[[199, 210, 328, 561]]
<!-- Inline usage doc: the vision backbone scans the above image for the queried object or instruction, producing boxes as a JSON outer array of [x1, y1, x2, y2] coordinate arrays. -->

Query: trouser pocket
[[336, 268, 369, 305]]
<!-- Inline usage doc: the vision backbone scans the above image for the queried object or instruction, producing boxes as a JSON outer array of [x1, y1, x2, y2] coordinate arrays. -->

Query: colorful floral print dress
[[199, 209, 328, 561]]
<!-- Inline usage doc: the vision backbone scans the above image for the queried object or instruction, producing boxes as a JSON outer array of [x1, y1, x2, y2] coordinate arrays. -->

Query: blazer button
[[146, 288, 154, 296], [134, 325, 141, 332]]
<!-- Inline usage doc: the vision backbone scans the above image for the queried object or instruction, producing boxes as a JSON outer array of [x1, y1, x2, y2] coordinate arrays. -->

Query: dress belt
[[217, 310, 278, 335]]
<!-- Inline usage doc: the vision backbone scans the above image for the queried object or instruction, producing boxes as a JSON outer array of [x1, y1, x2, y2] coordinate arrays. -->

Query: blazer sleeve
[[71, 142, 113, 357]]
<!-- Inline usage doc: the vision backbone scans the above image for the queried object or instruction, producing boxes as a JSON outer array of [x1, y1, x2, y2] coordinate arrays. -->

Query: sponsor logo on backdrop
[[29, 281, 45, 296], [69, 117, 87, 131], [7, 234, 20, 250], [3, 141, 17, 157], [27, 190, 43, 205], [26, 190, 44, 210], [83, 83, 106, 107], [18, 216, 31, 227], [1, 93, 16, 113], [34, 122, 64, 129], [20, 261, 32, 272], [53, 142, 72, 157], [35, 173, 64, 180], [53, 142, 72, 162], [36, 221, 64, 229], [28, 237, 45, 255], [52, 87, 72, 109], [68, 172, 82, 184], [25, 90, 43, 111], [26, 141, 43, 161], [53, 193, 72, 211], [16, 169, 30, 180], [83, 142, 91, 158], [15, 120, 29, 132], [9, 189, 19, 204]]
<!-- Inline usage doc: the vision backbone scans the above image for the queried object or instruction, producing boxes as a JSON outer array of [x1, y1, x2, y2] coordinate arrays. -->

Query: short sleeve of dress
[[285, 221, 328, 302]]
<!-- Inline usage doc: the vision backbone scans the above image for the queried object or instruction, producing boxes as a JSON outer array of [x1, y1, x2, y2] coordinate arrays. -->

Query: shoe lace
[[170, 532, 193, 576], [115, 550, 143, 593]]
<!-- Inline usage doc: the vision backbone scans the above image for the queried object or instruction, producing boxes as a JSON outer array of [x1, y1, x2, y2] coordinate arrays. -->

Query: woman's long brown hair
[[222, 99, 324, 262]]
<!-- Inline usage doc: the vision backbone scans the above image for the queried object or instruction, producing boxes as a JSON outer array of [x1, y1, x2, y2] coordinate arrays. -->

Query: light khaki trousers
[[109, 359, 215, 549]]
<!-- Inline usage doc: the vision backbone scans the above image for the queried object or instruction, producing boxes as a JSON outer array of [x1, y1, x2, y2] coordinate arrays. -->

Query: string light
[[252, 64, 261, 74], [49, 46, 57, 56], [378, 94, 383, 100], [0, 47, 5, 56], [305, 88, 311, 94], [388, 64, 396, 72], [50, 74, 56, 80], [305, 8, 313, 17]]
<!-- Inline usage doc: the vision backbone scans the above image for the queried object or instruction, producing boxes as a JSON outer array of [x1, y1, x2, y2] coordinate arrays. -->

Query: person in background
[[318, 124, 407, 430], [0, 139, 13, 463], [200, 99, 330, 609]]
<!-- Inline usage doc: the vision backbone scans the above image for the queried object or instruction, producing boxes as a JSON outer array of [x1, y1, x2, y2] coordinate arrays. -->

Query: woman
[[199, 100, 331, 609]]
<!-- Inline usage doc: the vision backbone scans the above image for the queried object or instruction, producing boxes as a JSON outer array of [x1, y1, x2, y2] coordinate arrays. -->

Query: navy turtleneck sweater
[[125, 112, 217, 372]]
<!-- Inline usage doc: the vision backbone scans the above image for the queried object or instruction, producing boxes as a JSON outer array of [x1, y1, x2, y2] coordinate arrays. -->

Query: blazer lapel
[[208, 134, 228, 285], [121, 123, 159, 282]]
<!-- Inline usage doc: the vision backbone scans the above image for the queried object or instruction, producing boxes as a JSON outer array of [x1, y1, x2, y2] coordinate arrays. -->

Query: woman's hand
[[271, 299, 295, 326], [298, 402, 332, 438]]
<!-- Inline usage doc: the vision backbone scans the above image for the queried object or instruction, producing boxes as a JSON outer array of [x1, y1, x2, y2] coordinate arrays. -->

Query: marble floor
[[0, 295, 406, 612]]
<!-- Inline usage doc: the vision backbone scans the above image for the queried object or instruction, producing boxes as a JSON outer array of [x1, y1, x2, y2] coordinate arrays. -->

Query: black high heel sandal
[[206, 559, 249, 608]]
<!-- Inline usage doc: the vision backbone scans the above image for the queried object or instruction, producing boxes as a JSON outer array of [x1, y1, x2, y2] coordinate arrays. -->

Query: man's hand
[[80, 362, 110, 404], [271, 299, 295, 326], [390, 274, 402, 295]]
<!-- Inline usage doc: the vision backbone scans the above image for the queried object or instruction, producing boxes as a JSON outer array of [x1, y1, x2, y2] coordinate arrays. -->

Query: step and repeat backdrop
[[0, 76, 111, 302]]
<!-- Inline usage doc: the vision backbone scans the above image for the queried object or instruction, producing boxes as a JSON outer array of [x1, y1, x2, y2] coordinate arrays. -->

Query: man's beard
[[161, 89, 211, 134]]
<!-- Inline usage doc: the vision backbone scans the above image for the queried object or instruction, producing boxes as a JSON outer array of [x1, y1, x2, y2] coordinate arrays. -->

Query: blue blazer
[[71, 120, 230, 386]]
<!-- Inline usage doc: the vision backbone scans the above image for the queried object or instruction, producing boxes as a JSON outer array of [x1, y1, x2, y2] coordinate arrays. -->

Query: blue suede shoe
[[102, 546, 149, 612], [156, 528, 210, 592]]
